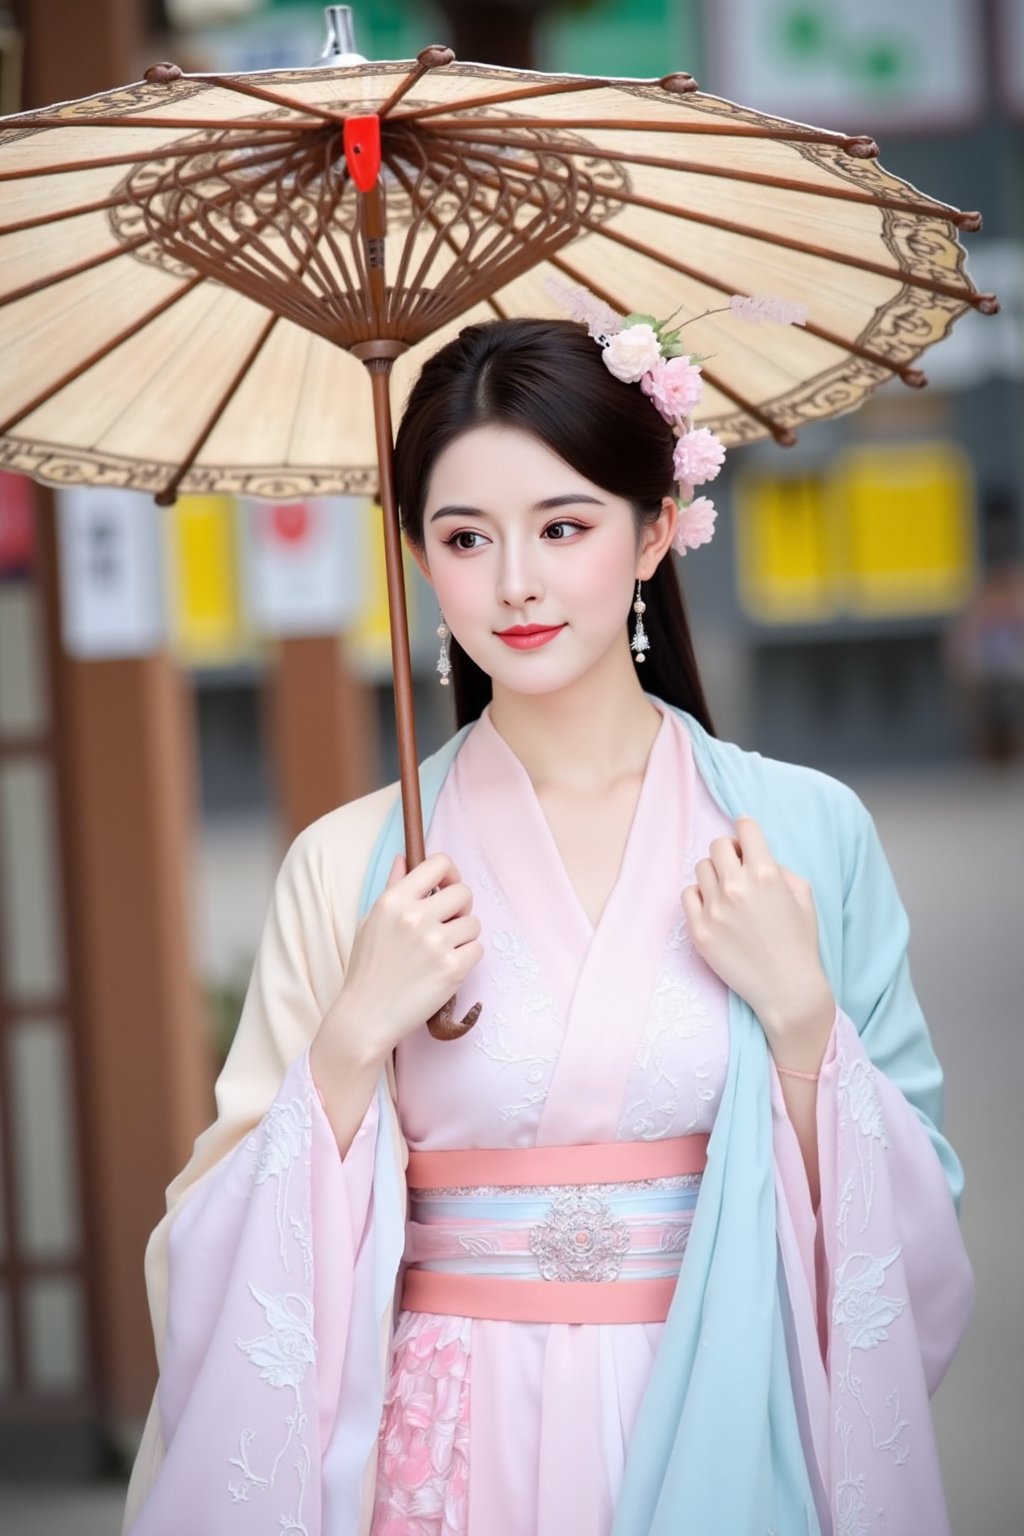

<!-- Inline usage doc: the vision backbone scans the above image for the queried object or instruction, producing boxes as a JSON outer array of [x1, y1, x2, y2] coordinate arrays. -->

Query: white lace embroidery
[[833, 1247, 906, 1353], [471, 928, 561, 1122], [475, 861, 511, 913], [412, 1173, 702, 1199], [837, 1052, 889, 1233], [247, 1095, 313, 1267], [618, 958, 716, 1140], [666, 909, 693, 953], [486, 928, 539, 994], [684, 1059, 716, 1134], [229, 1085, 317, 1533], [836, 1175, 855, 1248], [831, 1035, 909, 1532]]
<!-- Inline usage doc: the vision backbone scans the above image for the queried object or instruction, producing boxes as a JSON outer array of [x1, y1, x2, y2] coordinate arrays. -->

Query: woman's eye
[[442, 520, 586, 551], [444, 530, 487, 551]]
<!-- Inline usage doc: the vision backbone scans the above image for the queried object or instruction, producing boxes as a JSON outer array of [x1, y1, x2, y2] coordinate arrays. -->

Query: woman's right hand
[[319, 851, 483, 1068]]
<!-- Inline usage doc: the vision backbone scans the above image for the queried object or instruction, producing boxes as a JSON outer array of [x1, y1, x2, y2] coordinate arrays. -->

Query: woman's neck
[[488, 653, 664, 794]]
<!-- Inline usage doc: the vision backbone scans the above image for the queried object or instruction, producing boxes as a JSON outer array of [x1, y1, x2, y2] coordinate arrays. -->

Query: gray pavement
[[2, 760, 1021, 1535], [846, 761, 1024, 1536]]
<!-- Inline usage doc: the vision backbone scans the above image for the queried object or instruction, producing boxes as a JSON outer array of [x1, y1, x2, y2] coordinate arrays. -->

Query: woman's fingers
[[709, 834, 743, 880], [398, 851, 464, 900], [421, 881, 474, 923], [441, 914, 484, 950], [734, 815, 777, 873], [693, 857, 719, 902]]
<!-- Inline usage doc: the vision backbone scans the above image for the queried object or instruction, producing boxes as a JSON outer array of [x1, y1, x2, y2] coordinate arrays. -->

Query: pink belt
[[400, 1134, 708, 1325]]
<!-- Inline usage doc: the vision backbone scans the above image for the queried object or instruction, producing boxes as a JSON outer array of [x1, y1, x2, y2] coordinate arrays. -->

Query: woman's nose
[[495, 546, 543, 608]]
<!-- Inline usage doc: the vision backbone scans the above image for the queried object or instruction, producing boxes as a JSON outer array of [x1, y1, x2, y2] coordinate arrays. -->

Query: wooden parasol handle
[[355, 342, 481, 1042]]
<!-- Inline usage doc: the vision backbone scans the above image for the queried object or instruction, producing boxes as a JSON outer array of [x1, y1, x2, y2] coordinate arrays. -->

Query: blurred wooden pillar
[[20, 0, 212, 1456], [268, 635, 376, 842], [37, 503, 211, 1444], [438, 0, 547, 68], [17, 0, 141, 104]]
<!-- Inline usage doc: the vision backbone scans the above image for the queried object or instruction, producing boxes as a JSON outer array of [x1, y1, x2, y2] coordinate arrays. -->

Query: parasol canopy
[[0, 49, 995, 500], [0, 34, 996, 1037]]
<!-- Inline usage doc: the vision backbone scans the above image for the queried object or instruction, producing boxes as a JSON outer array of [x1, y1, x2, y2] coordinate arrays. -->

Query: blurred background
[[0, 1, 1021, 1533]]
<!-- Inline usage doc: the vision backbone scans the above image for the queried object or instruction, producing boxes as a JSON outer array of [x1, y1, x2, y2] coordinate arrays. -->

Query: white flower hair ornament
[[543, 276, 807, 558]]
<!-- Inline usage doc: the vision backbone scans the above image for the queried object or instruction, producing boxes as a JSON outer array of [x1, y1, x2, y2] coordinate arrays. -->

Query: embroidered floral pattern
[[372, 1312, 472, 1535], [247, 1094, 313, 1268], [830, 1022, 911, 1532], [238, 1286, 317, 1386], [229, 1085, 317, 1534], [472, 927, 561, 1122], [833, 1248, 906, 1352], [618, 947, 724, 1141], [837, 1051, 889, 1234]]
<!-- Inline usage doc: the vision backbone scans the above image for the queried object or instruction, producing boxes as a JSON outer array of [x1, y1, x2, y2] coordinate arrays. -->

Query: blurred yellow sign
[[836, 443, 975, 616], [735, 441, 975, 623], [735, 472, 841, 622], [165, 495, 248, 663]]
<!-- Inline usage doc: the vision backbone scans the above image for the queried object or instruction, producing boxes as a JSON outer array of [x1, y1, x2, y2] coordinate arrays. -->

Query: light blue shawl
[[353, 699, 964, 1536]]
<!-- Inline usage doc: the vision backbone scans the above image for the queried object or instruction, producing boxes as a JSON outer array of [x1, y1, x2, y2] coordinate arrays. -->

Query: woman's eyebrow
[[428, 493, 604, 524]]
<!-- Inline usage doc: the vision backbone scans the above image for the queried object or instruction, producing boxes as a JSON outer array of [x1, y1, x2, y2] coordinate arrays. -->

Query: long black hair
[[394, 317, 716, 736]]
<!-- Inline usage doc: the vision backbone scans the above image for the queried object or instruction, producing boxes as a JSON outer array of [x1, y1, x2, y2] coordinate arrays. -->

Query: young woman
[[123, 318, 973, 1536]]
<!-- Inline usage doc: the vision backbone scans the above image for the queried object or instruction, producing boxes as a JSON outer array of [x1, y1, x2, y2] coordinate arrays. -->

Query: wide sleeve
[[771, 795, 975, 1536], [122, 817, 378, 1534]]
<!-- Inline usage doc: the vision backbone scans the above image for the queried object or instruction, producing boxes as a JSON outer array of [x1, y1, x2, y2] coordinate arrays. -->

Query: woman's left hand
[[680, 816, 835, 1054]]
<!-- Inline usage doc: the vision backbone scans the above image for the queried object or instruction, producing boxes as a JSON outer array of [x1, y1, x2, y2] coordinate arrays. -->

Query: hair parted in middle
[[393, 316, 716, 737]]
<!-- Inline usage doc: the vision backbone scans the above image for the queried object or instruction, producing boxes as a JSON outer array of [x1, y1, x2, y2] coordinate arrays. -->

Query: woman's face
[[409, 424, 676, 697]]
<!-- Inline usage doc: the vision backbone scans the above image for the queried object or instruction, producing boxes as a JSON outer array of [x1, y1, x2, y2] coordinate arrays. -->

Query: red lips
[[495, 624, 562, 636], [495, 623, 566, 651]]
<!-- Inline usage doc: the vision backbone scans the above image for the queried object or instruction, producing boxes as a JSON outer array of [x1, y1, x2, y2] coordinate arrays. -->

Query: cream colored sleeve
[[123, 782, 399, 1530]]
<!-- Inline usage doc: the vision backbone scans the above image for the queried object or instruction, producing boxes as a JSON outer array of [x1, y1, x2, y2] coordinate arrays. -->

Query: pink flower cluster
[[673, 495, 717, 556], [673, 427, 726, 486], [641, 355, 704, 421], [597, 321, 725, 557], [544, 278, 739, 560]]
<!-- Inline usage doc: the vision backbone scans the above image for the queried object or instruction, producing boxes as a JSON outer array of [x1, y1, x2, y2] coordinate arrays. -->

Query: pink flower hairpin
[[543, 275, 807, 557]]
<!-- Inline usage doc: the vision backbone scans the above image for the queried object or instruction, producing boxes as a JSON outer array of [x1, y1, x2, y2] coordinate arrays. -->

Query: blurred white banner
[[240, 495, 366, 636], [57, 488, 166, 659]]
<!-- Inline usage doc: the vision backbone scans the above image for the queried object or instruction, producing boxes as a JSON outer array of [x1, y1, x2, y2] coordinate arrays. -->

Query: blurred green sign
[[705, 0, 983, 130]]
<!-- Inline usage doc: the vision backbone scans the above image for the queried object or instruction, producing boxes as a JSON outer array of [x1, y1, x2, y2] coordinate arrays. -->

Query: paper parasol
[[0, 30, 996, 1037]]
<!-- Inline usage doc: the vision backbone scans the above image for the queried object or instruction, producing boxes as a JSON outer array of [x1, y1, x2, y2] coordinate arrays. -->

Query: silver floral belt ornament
[[529, 1189, 632, 1283]]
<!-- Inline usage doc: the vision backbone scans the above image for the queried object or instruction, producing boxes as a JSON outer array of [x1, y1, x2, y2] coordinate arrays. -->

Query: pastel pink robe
[[125, 699, 973, 1536]]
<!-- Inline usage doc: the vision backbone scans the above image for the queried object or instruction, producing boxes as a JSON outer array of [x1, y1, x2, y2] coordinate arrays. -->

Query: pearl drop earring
[[630, 579, 650, 663], [436, 614, 451, 686]]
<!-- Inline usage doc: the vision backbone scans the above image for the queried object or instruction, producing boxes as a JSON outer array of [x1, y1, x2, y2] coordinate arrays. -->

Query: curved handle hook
[[426, 996, 482, 1041]]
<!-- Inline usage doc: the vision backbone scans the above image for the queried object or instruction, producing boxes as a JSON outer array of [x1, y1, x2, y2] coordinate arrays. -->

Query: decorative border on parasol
[[0, 74, 210, 142], [0, 437, 381, 500]]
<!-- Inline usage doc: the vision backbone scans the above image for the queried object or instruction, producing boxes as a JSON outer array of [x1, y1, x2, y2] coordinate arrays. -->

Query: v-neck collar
[[451, 696, 696, 1141], [473, 696, 672, 941]]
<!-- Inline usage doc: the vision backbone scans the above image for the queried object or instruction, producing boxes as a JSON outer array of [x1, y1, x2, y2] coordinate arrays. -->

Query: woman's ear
[[637, 496, 680, 580]]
